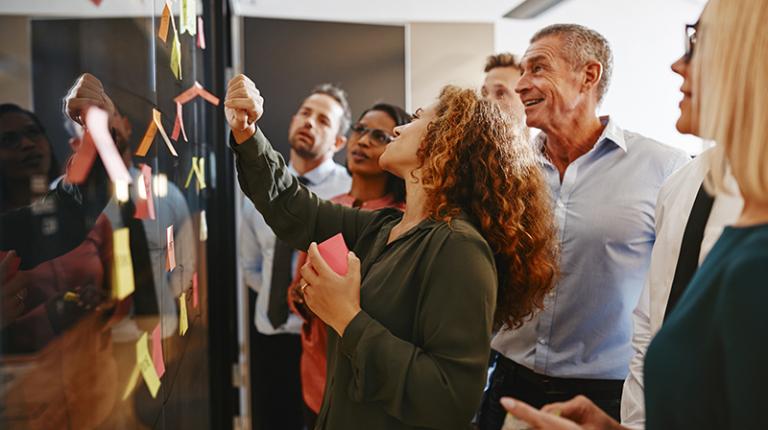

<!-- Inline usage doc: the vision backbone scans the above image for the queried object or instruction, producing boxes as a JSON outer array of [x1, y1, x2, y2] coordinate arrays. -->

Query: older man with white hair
[[477, 24, 689, 429]]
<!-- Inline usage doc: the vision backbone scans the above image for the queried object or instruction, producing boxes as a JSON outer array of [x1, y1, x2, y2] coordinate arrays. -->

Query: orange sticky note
[[65, 132, 98, 184], [317, 233, 349, 276], [166, 225, 176, 272], [179, 292, 189, 336], [134, 163, 156, 220], [174, 81, 220, 106], [192, 272, 199, 308], [151, 323, 166, 378], [158, 2, 171, 43], [171, 101, 188, 142], [197, 17, 206, 50], [136, 109, 178, 157], [85, 107, 132, 184], [112, 228, 135, 300], [136, 332, 161, 398]]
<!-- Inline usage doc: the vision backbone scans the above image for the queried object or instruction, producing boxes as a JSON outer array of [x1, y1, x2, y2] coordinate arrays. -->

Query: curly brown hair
[[417, 86, 558, 329]]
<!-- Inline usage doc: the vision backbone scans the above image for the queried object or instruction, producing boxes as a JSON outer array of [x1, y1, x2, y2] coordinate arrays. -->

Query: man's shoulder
[[623, 129, 688, 160]]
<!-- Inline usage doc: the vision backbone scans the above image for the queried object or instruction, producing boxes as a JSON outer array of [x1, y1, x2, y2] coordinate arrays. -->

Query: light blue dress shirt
[[491, 117, 690, 380]]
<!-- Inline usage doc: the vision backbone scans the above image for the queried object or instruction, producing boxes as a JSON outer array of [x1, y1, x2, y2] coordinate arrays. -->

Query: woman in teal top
[[498, 0, 768, 429]]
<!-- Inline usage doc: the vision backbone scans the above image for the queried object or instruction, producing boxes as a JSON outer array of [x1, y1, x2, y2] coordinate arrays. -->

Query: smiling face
[[0, 111, 52, 182], [347, 109, 397, 178], [379, 103, 436, 179], [515, 35, 593, 132], [288, 93, 345, 159], [482, 66, 524, 120]]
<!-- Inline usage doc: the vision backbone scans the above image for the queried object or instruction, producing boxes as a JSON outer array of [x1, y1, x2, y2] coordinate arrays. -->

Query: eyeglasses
[[684, 22, 698, 63], [350, 123, 394, 146], [0, 125, 45, 150]]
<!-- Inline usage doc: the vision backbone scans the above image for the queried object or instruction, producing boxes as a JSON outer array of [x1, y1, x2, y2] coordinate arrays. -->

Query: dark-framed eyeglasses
[[350, 123, 394, 146], [684, 22, 698, 63], [0, 125, 45, 150]]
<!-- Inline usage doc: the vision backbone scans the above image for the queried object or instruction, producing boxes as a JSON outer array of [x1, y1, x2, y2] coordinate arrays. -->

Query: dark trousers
[[477, 353, 623, 430], [249, 292, 304, 430]]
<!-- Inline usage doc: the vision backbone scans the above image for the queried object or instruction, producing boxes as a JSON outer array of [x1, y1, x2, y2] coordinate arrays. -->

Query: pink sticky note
[[151, 324, 166, 378], [197, 17, 206, 50], [166, 225, 176, 272], [192, 272, 199, 308], [134, 164, 156, 220], [317, 233, 349, 276], [85, 107, 133, 184], [171, 101, 188, 142]]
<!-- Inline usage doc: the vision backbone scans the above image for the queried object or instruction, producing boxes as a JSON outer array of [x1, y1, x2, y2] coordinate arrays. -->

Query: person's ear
[[582, 60, 603, 95], [333, 135, 347, 153]]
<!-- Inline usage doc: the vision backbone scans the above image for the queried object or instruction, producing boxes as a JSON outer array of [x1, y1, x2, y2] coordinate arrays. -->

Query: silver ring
[[299, 281, 308, 296]]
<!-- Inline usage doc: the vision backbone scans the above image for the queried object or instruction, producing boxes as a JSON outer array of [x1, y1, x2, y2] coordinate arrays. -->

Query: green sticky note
[[170, 31, 181, 80]]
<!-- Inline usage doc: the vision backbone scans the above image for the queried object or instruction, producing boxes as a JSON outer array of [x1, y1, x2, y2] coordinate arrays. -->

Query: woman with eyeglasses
[[501, 0, 768, 429], [287, 103, 411, 429], [224, 74, 558, 429]]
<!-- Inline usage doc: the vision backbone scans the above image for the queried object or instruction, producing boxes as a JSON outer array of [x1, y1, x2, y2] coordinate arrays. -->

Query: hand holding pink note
[[317, 233, 349, 276]]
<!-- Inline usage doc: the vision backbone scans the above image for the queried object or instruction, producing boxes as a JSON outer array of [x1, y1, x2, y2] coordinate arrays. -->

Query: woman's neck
[[735, 199, 768, 227], [401, 176, 428, 226], [349, 173, 389, 203]]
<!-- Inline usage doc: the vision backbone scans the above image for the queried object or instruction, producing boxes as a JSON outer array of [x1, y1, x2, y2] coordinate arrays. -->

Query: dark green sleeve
[[231, 128, 377, 251], [339, 231, 497, 428], [719, 252, 768, 429]]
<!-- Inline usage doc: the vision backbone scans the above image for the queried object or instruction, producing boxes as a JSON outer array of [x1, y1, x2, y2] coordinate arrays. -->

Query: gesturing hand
[[224, 74, 263, 144], [299, 242, 362, 337], [64, 73, 115, 125], [500, 396, 625, 430]]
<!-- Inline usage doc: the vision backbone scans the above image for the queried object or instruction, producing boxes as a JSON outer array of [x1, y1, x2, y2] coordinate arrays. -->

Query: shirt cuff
[[229, 127, 267, 155], [340, 310, 371, 359]]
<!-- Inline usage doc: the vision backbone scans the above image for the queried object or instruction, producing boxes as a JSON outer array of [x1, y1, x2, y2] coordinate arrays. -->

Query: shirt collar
[[288, 157, 340, 186], [532, 115, 627, 166]]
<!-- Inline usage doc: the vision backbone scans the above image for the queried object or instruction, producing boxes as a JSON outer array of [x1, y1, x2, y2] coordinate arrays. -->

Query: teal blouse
[[644, 223, 768, 429]]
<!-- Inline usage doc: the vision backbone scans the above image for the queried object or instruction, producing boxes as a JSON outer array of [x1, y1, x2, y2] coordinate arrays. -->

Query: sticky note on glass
[[112, 227, 135, 300], [136, 332, 161, 398], [180, 0, 197, 36], [197, 17, 206, 49], [170, 30, 182, 80], [122, 365, 140, 400], [179, 292, 189, 336], [184, 156, 206, 190], [65, 129, 98, 184], [85, 107, 133, 184], [134, 163, 156, 220], [171, 101, 188, 142], [158, 2, 171, 43], [136, 108, 178, 157], [151, 323, 166, 378], [317, 233, 349, 275], [166, 225, 176, 272], [192, 272, 199, 308], [199, 210, 208, 242], [174, 81, 220, 106]]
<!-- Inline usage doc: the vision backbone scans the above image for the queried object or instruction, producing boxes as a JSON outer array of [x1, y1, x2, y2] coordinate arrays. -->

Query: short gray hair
[[531, 24, 613, 104]]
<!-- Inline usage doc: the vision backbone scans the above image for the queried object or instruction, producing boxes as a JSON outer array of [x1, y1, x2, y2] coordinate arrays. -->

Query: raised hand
[[224, 74, 264, 144], [63, 73, 115, 125]]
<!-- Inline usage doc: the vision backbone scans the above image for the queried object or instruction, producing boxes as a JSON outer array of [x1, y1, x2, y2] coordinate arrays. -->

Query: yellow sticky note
[[153, 109, 178, 157], [112, 228, 135, 300], [179, 292, 189, 336], [122, 365, 141, 401], [136, 332, 161, 398], [184, 156, 206, 190], [170, 30, 182, 80]]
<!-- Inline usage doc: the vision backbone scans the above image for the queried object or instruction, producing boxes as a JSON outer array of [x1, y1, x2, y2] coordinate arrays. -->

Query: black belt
[[496, 354, 623, 394]]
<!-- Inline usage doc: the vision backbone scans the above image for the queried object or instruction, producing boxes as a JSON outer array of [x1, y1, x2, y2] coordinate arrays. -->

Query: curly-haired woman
[[225, 76, 558, 429]]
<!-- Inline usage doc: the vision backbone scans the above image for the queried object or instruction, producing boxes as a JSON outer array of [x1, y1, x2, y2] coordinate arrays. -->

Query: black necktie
[[267, 175, 310, 328], [663, 182, 715, 321]]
